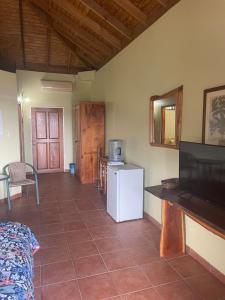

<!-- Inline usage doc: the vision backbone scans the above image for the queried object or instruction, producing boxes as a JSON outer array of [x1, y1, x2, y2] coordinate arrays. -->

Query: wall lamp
[[17, 92, 30, 104]]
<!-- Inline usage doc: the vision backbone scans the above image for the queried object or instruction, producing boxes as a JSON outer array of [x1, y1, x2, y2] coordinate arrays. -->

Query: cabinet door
[[80, 103, 105, 184]]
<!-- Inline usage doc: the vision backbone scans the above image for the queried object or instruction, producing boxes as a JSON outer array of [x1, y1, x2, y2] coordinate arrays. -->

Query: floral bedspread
[[0, 222, 40, 300]]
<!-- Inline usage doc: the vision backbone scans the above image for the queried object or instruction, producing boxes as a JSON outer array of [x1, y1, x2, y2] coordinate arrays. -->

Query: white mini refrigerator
[[107, 164, 144, 222]]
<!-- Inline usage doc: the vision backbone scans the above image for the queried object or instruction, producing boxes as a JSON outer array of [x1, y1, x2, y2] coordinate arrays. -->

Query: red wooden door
[[32, 108, 64, 173]]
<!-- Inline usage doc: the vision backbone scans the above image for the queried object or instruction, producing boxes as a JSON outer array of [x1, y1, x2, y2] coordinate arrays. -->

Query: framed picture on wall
[[202, 85, 225, 145]]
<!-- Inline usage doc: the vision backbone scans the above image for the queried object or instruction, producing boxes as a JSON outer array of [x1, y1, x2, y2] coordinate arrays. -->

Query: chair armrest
[[2, 164, 9, 175], [25, 163, 38, 175]]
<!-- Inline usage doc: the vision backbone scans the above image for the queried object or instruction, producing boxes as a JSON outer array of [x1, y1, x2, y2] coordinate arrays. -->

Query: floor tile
[[42, 280, 81, 300], [34, 287, 42, 300], [78, 273, 118, 300], [41, 246, 70, 265], [41, 260, 76, 285], [169, 256, 208, 278], [58, 201, 78, 214], [122, 288, 162, 300], [1, 173, 223, 300], [66, 229, 93, 245], [33, 266, 41, 287], [84, 216, 111, 228], [76, 200, 96, 211], [156, 280, 201, 300], [69, 241, 99, 259], [142, 260, 181, 286], [39, 222, 64, 236], [120, 234, 153, 249], [60, 213, 82, 223], [110, 266, 152, 294], [102, 250, 136, 271], [38, 233, 67, 249], [80, 210, 103, 219], [34, 250, 42, 267], [63, 220, 87, 232], [95, 237, 125, 253], [128, 245, 161, 265], [74, 255, 107, 278], [89, 225, 118, 239], [185, 273, 225, 300], [41, 214, 61, 224]]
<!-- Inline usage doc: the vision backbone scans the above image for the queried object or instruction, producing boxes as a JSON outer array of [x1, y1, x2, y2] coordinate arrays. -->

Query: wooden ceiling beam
[[29, 0, 111, 57], [53, 21, 103, 61], [27, 0, 97, 71], [54, 23, 101, 67], [113, 0, 147, 25], [134, 0, 179, 37], [56, 31, 98, 69], [155, 0, 167, 8], [79, 0, 132, 39], [51, 0, 121, 49], [19, 0, 26, 67]]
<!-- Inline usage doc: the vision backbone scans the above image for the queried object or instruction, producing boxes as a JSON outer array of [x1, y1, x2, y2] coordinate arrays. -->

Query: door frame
[[31, 107, 65, 173]]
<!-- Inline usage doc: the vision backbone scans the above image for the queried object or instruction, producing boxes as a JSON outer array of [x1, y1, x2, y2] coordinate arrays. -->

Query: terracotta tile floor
[[0, 173, 225, 300]]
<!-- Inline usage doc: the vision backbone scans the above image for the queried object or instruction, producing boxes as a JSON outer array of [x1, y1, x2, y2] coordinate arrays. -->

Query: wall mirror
[[149, 86, 183, 149]]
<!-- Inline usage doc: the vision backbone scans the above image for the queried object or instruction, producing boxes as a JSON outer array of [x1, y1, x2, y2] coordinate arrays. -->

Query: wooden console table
[[145, 185, 225, 257]]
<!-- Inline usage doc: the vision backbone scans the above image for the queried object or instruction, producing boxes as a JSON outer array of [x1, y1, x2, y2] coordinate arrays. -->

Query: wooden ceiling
[[0, 0, 180, 74]]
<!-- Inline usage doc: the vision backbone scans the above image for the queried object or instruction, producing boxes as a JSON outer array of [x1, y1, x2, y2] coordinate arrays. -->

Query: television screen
[[179, 141, 225, 209]]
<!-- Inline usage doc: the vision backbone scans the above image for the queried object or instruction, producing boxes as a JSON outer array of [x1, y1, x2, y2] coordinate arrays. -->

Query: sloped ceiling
[[0, 0, 180, 74]]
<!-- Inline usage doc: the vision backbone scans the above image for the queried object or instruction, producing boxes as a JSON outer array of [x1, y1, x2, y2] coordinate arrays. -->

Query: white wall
[[16, 70, 74, 170], [91, 0, 225, 274], [0, 70, 20, 199]]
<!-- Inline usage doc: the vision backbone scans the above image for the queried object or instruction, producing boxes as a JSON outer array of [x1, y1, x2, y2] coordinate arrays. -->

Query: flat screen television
[[179, 141, 225, 209]]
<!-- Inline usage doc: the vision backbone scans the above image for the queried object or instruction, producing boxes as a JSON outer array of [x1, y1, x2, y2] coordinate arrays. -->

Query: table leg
[[160, 200, 185, 257]]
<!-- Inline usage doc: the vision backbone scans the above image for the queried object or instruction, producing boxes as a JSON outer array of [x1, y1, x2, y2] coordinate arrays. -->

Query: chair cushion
[[10, 179, 35, 187], [9, 162, 26, 183]]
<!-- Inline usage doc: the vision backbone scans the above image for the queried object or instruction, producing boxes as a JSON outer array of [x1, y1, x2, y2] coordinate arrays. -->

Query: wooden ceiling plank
[[51, 0, 121, 49], [30, 0, 104, 61], [67, 50, 72, 73], [75, 48, 97, 69], [53, 21, 103, 61], [155, 0, 167, 8], [27, 0, 97, 71], [113, 0, 147, 25], [25, 62, 86, 73], [52, 10, 111, 56], [79, 0, 132, 39], [54, 23, 100, 67], [29, 0, 111, 56], [47, 25, 51, 69], [19, 0, 26, 67], [56, 31, 97, 69]]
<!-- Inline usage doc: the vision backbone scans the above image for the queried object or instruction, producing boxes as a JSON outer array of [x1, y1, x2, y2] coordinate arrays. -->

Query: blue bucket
[[69, 163, 76, 175]]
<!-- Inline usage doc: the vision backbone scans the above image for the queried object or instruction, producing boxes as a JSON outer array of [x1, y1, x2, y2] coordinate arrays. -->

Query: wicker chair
[[3, 162, 40, 210]]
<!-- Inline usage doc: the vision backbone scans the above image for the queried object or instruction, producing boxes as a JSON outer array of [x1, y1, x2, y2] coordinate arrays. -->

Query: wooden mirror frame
[[149, 86, 183, 149]]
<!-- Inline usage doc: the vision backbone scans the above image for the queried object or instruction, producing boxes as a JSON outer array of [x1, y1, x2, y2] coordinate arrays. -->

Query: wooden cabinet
[[74, 102, 105, 184]]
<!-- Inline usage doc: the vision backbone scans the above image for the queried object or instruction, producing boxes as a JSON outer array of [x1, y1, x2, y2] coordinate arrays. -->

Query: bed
[[0, 222, 39, 300]]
